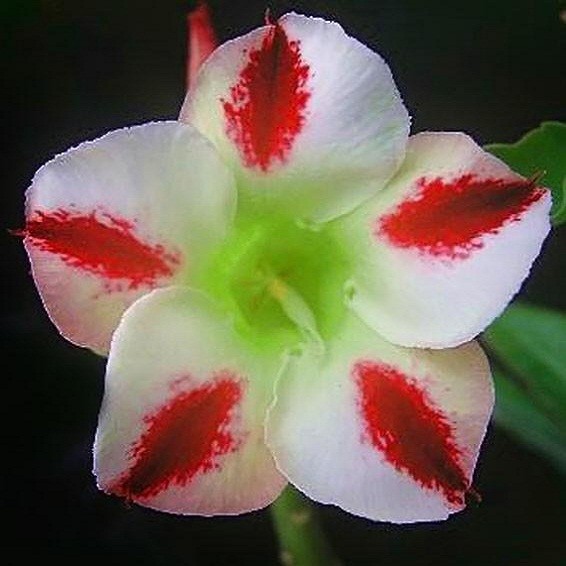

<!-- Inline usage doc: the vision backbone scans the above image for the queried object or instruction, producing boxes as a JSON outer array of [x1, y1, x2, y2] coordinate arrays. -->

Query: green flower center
[[198, 212, 351, 352]]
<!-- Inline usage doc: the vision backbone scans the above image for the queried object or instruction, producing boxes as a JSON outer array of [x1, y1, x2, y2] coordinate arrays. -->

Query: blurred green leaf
[[484, 303, 566, 472], [486, 121, 566, 224], [492, 369, 566, 474]]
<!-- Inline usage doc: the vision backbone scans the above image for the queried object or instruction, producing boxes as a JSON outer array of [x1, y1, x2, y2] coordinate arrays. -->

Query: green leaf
[[492, 369, 566, 474], [484, 303, 566, 471], [486, 121, 566, 224]]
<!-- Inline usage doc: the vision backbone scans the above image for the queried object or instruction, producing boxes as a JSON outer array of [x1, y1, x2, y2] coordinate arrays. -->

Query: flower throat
[[198, 213, 351, 351]]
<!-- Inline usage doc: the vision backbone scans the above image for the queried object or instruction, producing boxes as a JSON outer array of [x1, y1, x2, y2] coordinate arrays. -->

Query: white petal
[[94, 286, 286, 515], [23, 122, 236, 354], [338, 132, 551, 348], [267, 313, 493, 523], [182, 12, 409, 221]]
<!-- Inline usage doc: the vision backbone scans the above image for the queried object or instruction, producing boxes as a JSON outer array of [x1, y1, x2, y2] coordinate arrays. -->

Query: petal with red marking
[[266, 313, 493, 523], [182, 12, 409, 221], [23, 122, 235, 354], [94, 286, 286, 515], [337, 132, 551, 348]]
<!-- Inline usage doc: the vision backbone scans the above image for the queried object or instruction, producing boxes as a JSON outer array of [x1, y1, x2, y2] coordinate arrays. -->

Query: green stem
[[270, 486, 340, 566]]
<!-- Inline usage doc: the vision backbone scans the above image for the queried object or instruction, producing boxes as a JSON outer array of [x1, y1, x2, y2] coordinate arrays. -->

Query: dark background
[[2, 0, 565, 564]]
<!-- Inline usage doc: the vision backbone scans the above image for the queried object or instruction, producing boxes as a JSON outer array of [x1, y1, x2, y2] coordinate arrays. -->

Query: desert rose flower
[[22, 12, 550, 523]]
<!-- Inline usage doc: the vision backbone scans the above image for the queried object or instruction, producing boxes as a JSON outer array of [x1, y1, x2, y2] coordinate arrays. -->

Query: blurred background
[[2, 0, 565, 564]]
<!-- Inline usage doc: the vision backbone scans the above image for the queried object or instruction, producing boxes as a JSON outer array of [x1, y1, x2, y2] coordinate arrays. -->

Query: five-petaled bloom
[[22, 12, 551, 523]]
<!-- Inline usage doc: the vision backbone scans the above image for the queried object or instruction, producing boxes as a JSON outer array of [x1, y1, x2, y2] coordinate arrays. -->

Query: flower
[[21, 12, 551, 523]]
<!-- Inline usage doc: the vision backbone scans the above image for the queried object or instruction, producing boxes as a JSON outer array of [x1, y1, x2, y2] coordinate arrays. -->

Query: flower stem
[[270, 486, 340, 566]]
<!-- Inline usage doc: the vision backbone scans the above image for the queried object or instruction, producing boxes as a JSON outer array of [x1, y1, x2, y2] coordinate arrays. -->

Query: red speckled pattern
[[111, 374, 243, 500], [24, 208, 180, 289], [378, 174, 545, 259], [222, 22, 310, 172], [354, 360, 469, 506]]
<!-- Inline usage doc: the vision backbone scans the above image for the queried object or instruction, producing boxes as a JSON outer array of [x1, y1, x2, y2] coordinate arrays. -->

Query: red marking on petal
[[378, 174, 546, 259], [222, 22, 311, 172], [112, 373, 243, 500], [354, 360, 468, 506], [187, 1, 217, 90], [24, 208, 180, 289]]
